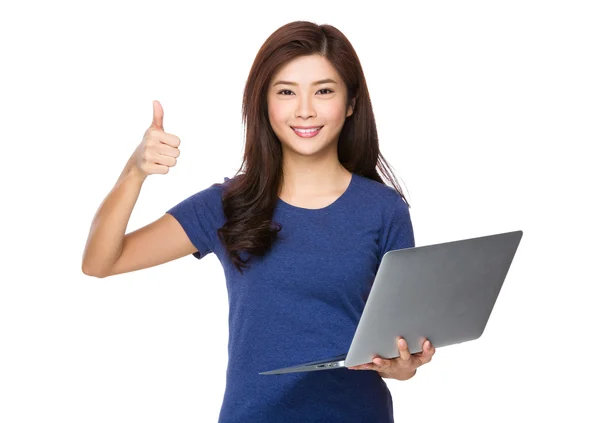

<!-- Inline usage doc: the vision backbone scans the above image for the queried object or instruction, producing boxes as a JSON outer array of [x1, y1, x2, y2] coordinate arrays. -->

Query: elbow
[[81, 262, 107, 279]]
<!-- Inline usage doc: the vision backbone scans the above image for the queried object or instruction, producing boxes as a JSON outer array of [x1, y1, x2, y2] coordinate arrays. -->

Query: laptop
[[258, 230, 523, 375]]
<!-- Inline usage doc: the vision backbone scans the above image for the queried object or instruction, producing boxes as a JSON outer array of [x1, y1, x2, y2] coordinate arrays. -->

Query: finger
[[373, 357, 392, 369], [151, 100, 164, 131], [349, 364, 374, 371], [398, 338, 411, 360], [157, 142, 181, 158], [160, 132, 181, 148], [421, 339, 435, 358], [147, 129, 180, 148], [153, 154, 177, 167], [427, 340, 436, 355], [424, 340, 436, 361], [146, 163, 169, 174], [412, 340, 435, 364], [349, 359, 382, 370]]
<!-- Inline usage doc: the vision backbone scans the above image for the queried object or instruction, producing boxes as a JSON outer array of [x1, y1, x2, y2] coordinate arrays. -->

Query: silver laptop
[[258, 230, 523, 375]]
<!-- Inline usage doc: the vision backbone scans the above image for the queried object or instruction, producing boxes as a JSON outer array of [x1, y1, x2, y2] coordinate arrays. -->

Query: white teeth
[[293, 127, 321, 133]]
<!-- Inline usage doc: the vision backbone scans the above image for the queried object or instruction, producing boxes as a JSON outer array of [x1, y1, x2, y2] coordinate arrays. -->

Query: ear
[[346, 96, 357, 118]]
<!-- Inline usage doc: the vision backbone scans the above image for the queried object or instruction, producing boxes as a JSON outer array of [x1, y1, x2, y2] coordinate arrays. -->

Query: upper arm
[[101, 213, 199, 278], [99, 182, 223, 278], [379, 195, 415, 260]]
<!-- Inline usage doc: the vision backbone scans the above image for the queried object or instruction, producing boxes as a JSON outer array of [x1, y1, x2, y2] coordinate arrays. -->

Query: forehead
[[270, 54, 340, 85]]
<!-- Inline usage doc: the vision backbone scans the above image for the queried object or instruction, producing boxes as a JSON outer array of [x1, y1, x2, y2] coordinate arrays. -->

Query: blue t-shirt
[[166, 172, 415, 423]]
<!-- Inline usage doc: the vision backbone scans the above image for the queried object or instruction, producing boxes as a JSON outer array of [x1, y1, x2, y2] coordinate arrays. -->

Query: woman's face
[[267, 54, 355, 160]]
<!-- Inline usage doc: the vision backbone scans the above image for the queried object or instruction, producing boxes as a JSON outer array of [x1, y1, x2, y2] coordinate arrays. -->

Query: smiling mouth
[[290, 126, 324, 137]]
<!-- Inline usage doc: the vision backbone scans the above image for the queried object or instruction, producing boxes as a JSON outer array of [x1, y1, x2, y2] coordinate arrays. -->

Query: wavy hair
[[216, 21, 409, 274]]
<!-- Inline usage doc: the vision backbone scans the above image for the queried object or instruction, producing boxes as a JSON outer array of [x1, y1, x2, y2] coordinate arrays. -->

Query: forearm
[[81, 157, 146, 277]]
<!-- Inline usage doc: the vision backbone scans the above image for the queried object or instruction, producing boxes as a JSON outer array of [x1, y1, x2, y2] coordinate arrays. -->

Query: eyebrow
[[273, 78, 338, 87]]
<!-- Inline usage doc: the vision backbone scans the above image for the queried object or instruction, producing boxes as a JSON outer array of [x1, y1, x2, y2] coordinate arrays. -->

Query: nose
[[295, 94, 316, 119]]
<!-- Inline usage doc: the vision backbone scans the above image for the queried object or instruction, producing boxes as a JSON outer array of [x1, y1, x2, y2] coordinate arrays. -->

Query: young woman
[[83, 20, 435, 423]]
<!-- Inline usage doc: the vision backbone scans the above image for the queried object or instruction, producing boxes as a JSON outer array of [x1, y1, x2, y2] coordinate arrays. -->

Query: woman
[[82, 20, 435, 423]]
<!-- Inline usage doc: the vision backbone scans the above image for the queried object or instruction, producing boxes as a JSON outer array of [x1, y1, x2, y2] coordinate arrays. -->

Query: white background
[[1, 0, 598, 421]]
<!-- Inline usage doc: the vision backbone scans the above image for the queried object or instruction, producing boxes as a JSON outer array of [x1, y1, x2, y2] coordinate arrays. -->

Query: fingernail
[[399, 339, 406, 347]]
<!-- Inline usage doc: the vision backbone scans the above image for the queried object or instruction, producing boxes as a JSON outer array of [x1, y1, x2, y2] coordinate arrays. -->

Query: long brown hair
[[217, 20, 409, 274]]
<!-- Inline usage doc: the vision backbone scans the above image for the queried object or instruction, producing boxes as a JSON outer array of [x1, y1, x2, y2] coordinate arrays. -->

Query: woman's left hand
[[348, 337, 435, 380]]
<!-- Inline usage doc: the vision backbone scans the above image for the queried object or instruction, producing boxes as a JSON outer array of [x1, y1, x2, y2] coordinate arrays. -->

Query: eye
[[276, 88, 335, 95]]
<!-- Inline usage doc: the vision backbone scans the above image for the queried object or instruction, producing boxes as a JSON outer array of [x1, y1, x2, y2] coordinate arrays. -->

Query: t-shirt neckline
[[277, 172, 356, 213]]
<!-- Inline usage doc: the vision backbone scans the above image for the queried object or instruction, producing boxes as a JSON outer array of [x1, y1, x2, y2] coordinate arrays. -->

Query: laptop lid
[[343, 230, 523, 367]]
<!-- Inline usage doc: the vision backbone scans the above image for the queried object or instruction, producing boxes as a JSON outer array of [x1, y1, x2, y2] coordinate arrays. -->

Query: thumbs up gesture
[[130, 100, 181, 178]]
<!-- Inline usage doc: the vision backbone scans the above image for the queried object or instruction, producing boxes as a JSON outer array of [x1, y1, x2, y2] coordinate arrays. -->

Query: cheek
[[268, 104, 287, 126], [267, 107, 289, 140], [324, 102, 348, 121]]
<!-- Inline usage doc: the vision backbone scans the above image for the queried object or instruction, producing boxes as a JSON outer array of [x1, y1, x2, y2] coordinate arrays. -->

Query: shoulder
[[192, 176, 232, 200], [167, 176, 233, 218], [353, 173, 409, 212], [353, 175, 415, 253]]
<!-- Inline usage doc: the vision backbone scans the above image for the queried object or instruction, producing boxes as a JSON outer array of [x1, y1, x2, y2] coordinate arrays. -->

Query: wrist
[[122, 158, 147, 184]]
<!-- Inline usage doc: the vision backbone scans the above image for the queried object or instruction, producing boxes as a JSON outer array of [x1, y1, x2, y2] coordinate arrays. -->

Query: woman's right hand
[[130, 100, 181, 178]]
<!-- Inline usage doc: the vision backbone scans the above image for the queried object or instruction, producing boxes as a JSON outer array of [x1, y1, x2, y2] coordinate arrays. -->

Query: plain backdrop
[[1, 0, 598, 422]]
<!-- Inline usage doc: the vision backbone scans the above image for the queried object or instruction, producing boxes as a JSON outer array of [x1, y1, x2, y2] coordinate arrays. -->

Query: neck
[[279, 158, 351, 200]]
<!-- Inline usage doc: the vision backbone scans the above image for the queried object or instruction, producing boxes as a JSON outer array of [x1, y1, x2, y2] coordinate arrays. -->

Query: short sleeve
[[378, 195, 416, 261], [166, 183, 223, 260]]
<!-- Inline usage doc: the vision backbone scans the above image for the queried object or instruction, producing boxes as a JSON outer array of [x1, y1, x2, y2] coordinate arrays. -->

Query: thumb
[[150, 100, 164, 130]]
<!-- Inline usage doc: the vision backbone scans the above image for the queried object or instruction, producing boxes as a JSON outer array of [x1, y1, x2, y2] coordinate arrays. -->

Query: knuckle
[[149, 134, 163, 146], [145, 128, 157, 140]]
